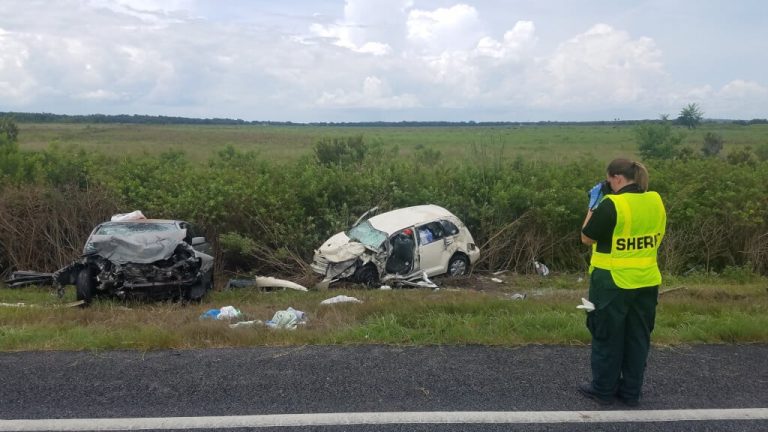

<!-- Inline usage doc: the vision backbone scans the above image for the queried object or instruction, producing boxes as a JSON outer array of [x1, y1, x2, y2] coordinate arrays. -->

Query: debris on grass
[[320, 295, 363, 305]]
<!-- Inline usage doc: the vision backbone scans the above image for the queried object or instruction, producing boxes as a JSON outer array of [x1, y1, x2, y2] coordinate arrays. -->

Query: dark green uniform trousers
[[587, 269, 658, 401]]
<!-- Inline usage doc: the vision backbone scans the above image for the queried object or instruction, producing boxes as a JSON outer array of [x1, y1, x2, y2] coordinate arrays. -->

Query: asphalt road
[[1, 345, 766, 431]]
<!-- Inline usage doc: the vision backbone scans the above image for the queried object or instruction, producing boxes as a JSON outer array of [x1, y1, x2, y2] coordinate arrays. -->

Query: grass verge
[[1, 274, 766, 351]]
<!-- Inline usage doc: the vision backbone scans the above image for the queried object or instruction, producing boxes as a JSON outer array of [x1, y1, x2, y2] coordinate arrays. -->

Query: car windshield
[[346, 221, 387, 249], [95, 222, 178, 236]]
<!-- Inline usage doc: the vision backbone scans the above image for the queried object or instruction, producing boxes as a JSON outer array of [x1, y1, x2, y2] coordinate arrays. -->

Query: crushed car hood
[[86, 230, 189, 264], [317, 232, 367, 263]]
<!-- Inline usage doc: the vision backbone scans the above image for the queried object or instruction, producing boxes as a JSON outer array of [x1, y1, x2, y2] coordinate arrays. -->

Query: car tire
[[185, 274, 212, 303], [447, 254, 470, 277], [354, 265, 379, 288], [75, 267, 96, 305]]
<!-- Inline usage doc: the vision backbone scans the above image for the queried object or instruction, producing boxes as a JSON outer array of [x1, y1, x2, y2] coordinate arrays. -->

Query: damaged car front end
[[312, 204, 480, 288], [54, 220, 214, 304]]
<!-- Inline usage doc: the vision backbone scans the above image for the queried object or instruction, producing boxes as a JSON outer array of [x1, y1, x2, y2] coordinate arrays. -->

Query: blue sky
[[0, 0, 765, 122]]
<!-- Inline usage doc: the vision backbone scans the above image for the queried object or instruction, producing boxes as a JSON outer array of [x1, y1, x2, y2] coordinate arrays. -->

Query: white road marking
[[2, 409, 767, 431]]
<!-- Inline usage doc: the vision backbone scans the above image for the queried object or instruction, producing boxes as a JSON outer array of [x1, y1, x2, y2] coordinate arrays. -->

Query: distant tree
[[701, 132, 724, 157], [659, 113, 670, 121], [634, 122, 685, 160], [678, 103, 704, 129]]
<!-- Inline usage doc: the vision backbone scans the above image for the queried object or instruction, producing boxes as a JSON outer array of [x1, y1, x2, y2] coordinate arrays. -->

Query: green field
[[17, 122, 768, 163]]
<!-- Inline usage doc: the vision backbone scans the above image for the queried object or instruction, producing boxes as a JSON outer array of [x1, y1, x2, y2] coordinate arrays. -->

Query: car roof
[[366, 205, 456, 234]]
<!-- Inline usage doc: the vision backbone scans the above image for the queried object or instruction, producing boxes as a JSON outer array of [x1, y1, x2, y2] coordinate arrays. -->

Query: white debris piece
[[254, 276, 308, 292], [576, 297, 595, 312], [491, 278, 503, 283], [110, 210, 147, 221], [321, 295, 363, 305], [217, 306, 243, 320], [534, 260, 550, 276]]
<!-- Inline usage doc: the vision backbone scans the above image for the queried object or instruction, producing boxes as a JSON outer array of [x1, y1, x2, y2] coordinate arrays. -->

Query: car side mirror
[[191, 237, 207, 246]]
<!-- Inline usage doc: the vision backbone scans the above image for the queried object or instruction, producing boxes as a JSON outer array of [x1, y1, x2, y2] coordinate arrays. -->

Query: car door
[[416, 221, 449, 276]]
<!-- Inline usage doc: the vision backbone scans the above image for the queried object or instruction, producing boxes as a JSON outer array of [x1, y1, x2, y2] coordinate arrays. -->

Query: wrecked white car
[[54, 219, 214, 304], [311, 205, 480, 287]]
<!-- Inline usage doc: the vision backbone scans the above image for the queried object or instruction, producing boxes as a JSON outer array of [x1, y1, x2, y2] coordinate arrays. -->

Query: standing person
[[579, 158, 666, 407]]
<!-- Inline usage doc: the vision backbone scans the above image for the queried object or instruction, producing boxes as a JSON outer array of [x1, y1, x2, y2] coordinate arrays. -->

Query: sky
[[0, 0, 766, 122]]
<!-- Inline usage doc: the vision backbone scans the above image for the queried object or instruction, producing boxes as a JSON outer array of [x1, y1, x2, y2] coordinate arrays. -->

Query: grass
[[2, 274, 766, 351], [17, 122, 768, 163]]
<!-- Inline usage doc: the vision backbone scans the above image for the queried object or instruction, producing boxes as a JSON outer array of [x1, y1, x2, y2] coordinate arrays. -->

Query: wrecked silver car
[[54, 219, 214, 304], [311, 205, 480, 287]]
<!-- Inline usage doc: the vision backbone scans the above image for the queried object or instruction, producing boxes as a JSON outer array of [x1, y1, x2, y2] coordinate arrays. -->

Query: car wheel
[[447, 254, 470, 276], [354, 265, 379, 288], [75, 267, 96, 305]]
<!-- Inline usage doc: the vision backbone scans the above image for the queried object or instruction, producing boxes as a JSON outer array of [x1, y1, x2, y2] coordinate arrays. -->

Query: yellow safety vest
[[590, 192, 666, 288]]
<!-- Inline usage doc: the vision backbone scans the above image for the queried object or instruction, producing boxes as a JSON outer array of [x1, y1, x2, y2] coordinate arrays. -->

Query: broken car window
[[440, 220, 460, 236], [346, 221, 388, 250]]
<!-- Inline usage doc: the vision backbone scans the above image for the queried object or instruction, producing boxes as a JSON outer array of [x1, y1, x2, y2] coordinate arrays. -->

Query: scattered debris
[[660, 286, 687, 296], [533, 260, 550, 277], [265, 307, 306, 330], [491, 277, 503, 283], [320, 295, 363, 305], [0, 300, 85, 308], [110, 210, 146, 222], [3, 271, 55, 288], [199, 306, 243, 320], [228, 320, 263, 329], [226, 277, 308, 292], [379, 285, 392, 290], [504, 293, 526, 300], [492, 270, 508, 276], [576, 298, 595, 312]]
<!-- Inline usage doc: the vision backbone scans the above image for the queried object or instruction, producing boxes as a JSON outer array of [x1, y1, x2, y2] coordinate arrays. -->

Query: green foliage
[[726, 146, 757, 167], [2, 130, 768, 277], [678, 103, 704, 129], [634, 122, 685, 160], [755, 142, 768, 162], [0, 116, 19, 144], [701, 132, 724, 157], [313, 135, 369, 166]]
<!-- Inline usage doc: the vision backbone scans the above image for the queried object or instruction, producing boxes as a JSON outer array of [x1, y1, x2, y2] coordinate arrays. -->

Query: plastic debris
[[576, 298, 595, 312], [321, 295, 363, 305], [265, 307, 306, 330], [199, 306, 243, 320], [228, 320, 263, 329], [379, 285, 392, 290], [217, 306, 242, 320], [534, 260, 550, 277], [506, 293, 526, 300], [491, 277, 503, 283]]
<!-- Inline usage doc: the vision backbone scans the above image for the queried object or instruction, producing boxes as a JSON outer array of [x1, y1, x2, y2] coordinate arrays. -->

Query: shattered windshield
[[95, 222, 177, 236], [346, 221, 387, 250]]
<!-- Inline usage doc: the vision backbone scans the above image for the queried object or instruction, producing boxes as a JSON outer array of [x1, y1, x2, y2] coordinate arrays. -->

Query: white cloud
[[0, 1, 764, 121], [531, 24, 665, 108], [317, 76, 419, 109], [718, 80, 767, 98], [476, 21, 536, 60], [406, 4, 482, 53]]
